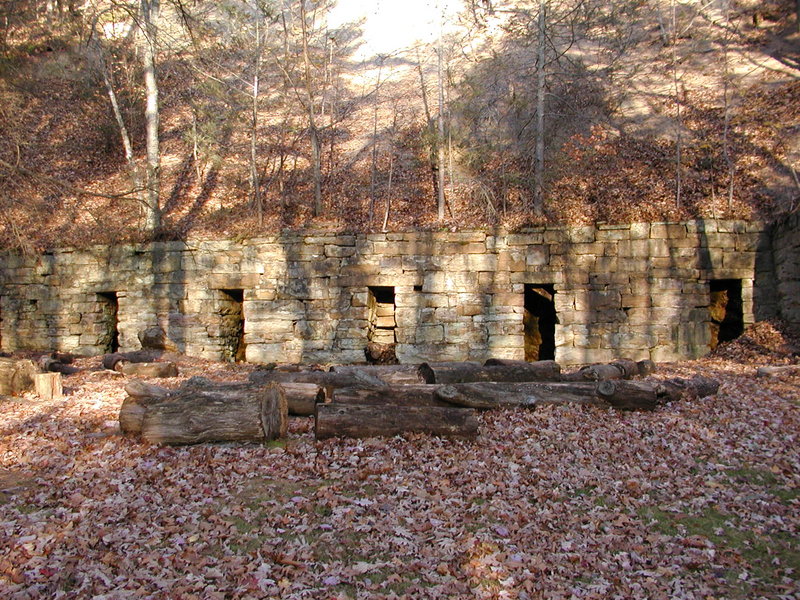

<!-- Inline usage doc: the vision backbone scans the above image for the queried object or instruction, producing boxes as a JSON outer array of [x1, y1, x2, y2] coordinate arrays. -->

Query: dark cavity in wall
[[366, 286, 397, 363], [219, 289, 246, 362], [524, 284, 557, 361], [97, 292, 120, 353], [709, 279, 744, 349]]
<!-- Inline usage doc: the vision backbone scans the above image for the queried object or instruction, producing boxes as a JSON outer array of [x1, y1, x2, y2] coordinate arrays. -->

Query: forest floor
[[1, 336, 799, 599]]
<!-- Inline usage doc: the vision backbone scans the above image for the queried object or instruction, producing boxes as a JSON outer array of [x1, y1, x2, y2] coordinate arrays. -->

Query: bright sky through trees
[[328, 0, 461, 58]]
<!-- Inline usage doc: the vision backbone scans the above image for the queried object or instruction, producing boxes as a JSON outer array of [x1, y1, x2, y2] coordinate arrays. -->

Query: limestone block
[[457, 304, 484, 317], [556, 346, 615, 365], [423, 271, 479, 293], [650, 222, 687, 239], [416, 325, 445, 343], [506, 233, 544, 246], [486, 320, 522, 336], [565, 226, 596, 243], [717, 220, 747, 233], [491, 292, 524, 308], [496, 251, 526, 272], [526, 246, 549, 266], [722, 252, 756, 271], [488, 334, 524, 348], [580, 290, 622, 311], [434, 307, 458, 322], [630, 222, 650, 239]]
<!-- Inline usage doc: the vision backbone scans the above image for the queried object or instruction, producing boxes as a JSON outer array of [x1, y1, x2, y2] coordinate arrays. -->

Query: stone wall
[[0, 220, 774, 365], [771, 212, 800, 328]]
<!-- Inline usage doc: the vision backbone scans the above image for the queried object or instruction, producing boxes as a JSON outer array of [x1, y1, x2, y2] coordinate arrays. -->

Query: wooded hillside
[[0, 0, 798, 251]]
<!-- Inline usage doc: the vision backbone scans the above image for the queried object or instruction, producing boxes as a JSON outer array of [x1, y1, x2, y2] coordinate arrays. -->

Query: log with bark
[[0, 357, 39, 396], [434, 375, 720, 412], [134, 382, 288, 445], [330, 385, 450, 407], [562, 359, 656, 382], [755, 365, 800, 378], [657, 375, 720, 401], [121, 378, 322, 429], [118, 361, 178, 378], [37, 354, 79, 375], [249, 369, 383, 395], [314, 404, 479, 440], [418, 360, 561, 384], [329, 364, 423, 385]]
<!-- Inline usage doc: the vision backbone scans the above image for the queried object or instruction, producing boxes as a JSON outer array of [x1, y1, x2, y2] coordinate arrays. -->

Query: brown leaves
[[1, 354, 799, 598]]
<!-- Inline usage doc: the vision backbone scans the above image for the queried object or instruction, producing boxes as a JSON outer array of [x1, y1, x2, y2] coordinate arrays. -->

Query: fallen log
[[279, 382, 326, 415], [158, 377, 322, 416], [325, 365, 387, 388], [330, 385, 450, 407], [563, 359, 655, 382], [315, 404, 479, 440], [434, 375, 719, 412], [37, 355, 79, 375], [418, 360, 561, 384], [329, 364, 423, 385], [118, 361, 178, 378], [596, 380, 658, 410], [138, 382, 287, 445], [0, 357, 39, 396], [657, 375, 720, 401], [249, 370, 382, 395], [435, 381, 601, 409], [755, 365, 800, 378]]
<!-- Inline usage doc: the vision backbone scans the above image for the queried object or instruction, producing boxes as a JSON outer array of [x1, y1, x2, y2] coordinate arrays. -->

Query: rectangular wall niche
[[709, 279, 744, 349], [97, 292, 120, 353], [367, 286, 396, 345], [219, 289, 246, 362], [524, 284, 557, 361]]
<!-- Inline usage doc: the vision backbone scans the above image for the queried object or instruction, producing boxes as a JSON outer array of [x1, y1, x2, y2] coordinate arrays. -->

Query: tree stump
[[0, 357, 39, 396], [33, 373, 63, 401]]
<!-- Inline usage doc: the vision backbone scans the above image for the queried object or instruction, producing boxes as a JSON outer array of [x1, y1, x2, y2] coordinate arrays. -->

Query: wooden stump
[[33, 373, 63, 401], [0, 358, 39, 396], [315, 404, 479, 440]]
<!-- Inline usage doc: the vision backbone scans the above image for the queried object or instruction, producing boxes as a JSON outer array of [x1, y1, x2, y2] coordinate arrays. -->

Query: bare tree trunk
[[140, 0, 161, 235], [251, 12, 264, 226], [670, 0, 683, 209], [416, 48, 440, 208], [721, 4, 735, 211], [436, 9, 447, 221], [533, 0, 546, 216], [369, 58, 383, 224], [300, 0, 322, 216]]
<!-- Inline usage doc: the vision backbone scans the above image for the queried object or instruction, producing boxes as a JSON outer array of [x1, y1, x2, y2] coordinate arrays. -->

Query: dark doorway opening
[[366, 286, 397, 363], [220, 289, 246, 362], [97, 292, 120, 353], [709, 279, 744, 349], [524, 284, 557, 361]]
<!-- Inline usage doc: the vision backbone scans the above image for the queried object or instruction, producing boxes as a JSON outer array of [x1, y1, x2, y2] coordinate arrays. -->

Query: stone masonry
[[0, 220, 775, 365]]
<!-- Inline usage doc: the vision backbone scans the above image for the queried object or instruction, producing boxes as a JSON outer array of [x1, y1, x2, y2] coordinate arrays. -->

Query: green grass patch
[[639, 505, 799, 598]]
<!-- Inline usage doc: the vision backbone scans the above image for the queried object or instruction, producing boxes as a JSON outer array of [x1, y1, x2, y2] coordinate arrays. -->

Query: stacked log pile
[[120, 357, 721, 445]]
